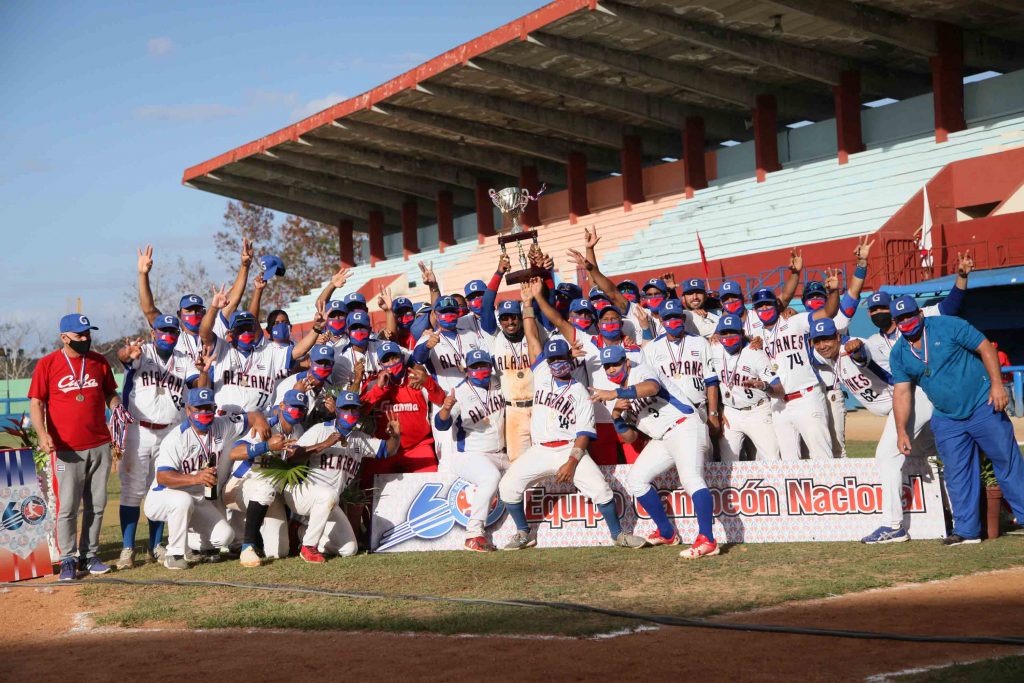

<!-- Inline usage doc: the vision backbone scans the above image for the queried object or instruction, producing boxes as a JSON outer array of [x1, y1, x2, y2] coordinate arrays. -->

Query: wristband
[[569, 447, 585, 463], [246, 440, 270, 461], [612, 417, 631, 434], [616, 386, 638, 400], [854, 264, 867, 279], [522, 308, 535, 319]]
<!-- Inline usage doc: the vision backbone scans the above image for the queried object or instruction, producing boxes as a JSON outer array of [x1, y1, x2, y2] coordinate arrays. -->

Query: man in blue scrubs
[[889, 295, 1024, 544]]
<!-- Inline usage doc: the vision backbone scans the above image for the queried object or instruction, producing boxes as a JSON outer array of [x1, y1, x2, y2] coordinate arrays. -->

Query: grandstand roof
[[182, 0, 1024, 234]]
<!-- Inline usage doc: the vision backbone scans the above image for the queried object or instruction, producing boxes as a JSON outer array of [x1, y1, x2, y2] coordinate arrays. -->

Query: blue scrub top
[[890, 316, 989, 420]]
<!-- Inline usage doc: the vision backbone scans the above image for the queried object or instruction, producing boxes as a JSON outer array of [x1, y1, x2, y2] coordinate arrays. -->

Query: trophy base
[[498, 229, 538, 246], [505, 266, 548, 285]]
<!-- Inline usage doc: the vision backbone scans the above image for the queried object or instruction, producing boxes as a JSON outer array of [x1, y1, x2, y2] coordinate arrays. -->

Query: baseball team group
[[27, 227, 1024, 580]]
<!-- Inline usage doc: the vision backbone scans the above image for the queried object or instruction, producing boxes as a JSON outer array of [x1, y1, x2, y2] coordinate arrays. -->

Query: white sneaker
[[116, 547, 136, 570], [148, 544, 167, 563], [239, 547, 262, 568]]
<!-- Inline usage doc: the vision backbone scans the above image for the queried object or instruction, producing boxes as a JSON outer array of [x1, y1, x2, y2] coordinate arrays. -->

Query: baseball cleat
[[116, 548, 136, 570], [861, 525, 909, 544], [646, 529, 680, 546], [57, 558, 79, 582], [464, 536, 496, 552], [941, 533, 981, 546], [164, 555, 189, 570], [300, 545, 327, 563], [239, 546, 263, 567], [502, 530, 536, 551], [679, 534, 720, 559], [614, 532, 647, 549]]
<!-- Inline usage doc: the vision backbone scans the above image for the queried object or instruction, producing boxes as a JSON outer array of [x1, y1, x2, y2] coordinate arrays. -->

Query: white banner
[[371, 458, 946, 552]]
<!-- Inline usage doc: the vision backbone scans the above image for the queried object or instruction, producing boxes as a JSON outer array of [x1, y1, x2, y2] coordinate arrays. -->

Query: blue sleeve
[[890, 349, 911, 385], [839, 292, 859, 319], [937, 284, 965, 316], [185, 373, 199, 387], [642, 326, 655, 341], [410, 314, 432, 341], [952, 317, 985, 351], [704, 376, 720, 387], [480, 283, 498, 336], [434, 413, 453, 431], [531, 351, 547, 370], [411, 343, 431, 365]]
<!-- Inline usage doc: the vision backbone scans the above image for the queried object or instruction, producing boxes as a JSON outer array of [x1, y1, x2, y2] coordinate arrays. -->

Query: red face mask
[[570, 315, 592, 331], [467, 297, 483, 314], [620, 291, 638, 303], [326, 318, 346, 334], [663, 317, 685, 335], [438, 312, 460, 330], [722, 299, 744, 314], [281, 405, 307, 424], [349, 329, 370, 346], [180, 312, 203, 331], [399, 312, 415, 328], [804, 296, 826, 311], [642, 295, 665, 311], [383, 359, 405, 378], [598, 320, 622, 338], [311, 363, 333, 380]]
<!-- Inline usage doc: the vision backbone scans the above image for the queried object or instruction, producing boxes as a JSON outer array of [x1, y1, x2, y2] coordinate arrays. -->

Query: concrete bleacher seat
[[603, 114, 1024, 277]]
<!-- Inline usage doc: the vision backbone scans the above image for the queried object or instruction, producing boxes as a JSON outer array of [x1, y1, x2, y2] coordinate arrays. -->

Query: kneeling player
[[435, 349, 509, 552], [498, 339, 646, 550], [592, 347, 720, 558], [288, 391, 401, 562]]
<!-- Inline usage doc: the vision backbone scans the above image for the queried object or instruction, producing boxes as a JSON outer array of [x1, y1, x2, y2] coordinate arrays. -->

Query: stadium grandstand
[[182, 0, 1024, 355]]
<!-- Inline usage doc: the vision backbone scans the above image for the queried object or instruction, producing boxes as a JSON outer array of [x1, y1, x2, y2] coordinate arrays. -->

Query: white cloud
[[147, 37, 175, 57], [291, 93, 346, 120]]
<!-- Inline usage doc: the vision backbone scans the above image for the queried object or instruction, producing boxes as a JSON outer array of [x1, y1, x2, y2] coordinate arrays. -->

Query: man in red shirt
[[359, 341, 445, 486], [29, 314, 121, 581]]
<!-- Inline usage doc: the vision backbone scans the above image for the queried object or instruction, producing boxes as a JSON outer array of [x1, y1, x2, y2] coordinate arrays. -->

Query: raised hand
[[542, 252, 554, 270], [123, 337, 143, 361], [566, 248, 593, 271], [844, 338, 864, 356], [789, 248, 803, 273], [661, 272, 677, 289], [748, 337, 764, 351], [824, 268, 841, 292], [442, 390, 457, 411], [377, 286, 393, 311], [633, 304, 651, 330], [854, 235, 875, 261], [330, 265, 351, 289], [418, 260, 437, 287], [520, 282, 534, 303], [426, 330, 441, 349], [498, 252, 512, 274], [211, 283, 230, 309], [194, 350, 215, 374], [253, 275, 267, 292], [589, 387, 617, 403], [528, 277, 544, 299], [956, 250, 974, 277], [584, 225, 600, 249], [241, 238, 255, 267], [387, 419, 402, 438], [528, 243, 544, 267], [137, 245, 154, 274]]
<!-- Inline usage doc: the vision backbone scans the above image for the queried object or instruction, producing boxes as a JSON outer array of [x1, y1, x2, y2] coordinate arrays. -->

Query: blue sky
[[0, 0, 542, 341]]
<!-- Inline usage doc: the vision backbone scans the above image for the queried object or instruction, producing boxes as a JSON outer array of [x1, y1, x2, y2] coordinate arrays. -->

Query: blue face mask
[[897, 315, 923, 340], [548, 359, 573, 379], [662, 317, 685, 336], [335, 409, 360, 436], [437, 312, 460, 331], [271, 322, 291, 343], [720, 334, 744, 355], [154, 330, 178, 355], [188, 410, 215, 433], [755, 307, 779, 326]]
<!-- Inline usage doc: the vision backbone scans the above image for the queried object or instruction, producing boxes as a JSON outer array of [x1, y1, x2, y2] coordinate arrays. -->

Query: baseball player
[[544, 282, 584, 332], [591, 346, 719, 558], [333, 310, 392, 391], [226, 389, 308, 567], [272, 344, 337, 421], [705, 315, 782, 461], [716, 252, 804, 339], [679, 278, 720, 339], [497, 339, 646, 550], [314, 265, 353, 322], [322, 299, 350, 350], [114, 315, 204, 569], [616, 280, 641, 306], [434, 349, 509, 552], [458, 277, 498, 345], [809, 318, 935, 543], [888, 295, 1024, 545], [144, 388, 266, 569], [289, 391, 401, 562]]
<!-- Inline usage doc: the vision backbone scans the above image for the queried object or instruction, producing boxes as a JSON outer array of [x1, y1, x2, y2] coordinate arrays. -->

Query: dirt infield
[[2, 568, 1023, 682]]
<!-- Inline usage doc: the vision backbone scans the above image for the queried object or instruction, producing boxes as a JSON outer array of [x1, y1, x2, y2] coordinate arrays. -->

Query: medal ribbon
[[440, 331, 465, 368], [61, 350, 87, 393], [907, 327, 929, 369]]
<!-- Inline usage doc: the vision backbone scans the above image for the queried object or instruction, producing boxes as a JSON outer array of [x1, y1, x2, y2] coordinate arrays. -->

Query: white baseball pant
[[451, 449, 510, 538], [694, 404, 712, 460], [119, 422, 173, 506], [504, 405, 533, 462], [499, 444, 613, 506], [826, 390, 848, 458], [719, 401, 780, 462], [143, 488, 234, 557], [284, 484, 357, 556], [625, 417, 708, 497], [240, 476, 288, 558], [431, 420, 456, 473], [877, 388, 935, 528], [772, 387, 834, 460]]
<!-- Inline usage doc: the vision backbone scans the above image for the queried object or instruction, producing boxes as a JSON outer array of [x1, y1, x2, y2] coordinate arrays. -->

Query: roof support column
[[753, 95, 781, 183], [931, 24, 965, 143], [437, 191, 454, 254], [833, 71, 864, 165], [402, 200, 419, 261], [475, 178, 495, 244], [338, 219, 355, 269], [369, 210, 385, 267], [520, 165, 540, 228], [567, 151, 589, 225], [620, 135, 645, 211], [683, 117, 707, 199]]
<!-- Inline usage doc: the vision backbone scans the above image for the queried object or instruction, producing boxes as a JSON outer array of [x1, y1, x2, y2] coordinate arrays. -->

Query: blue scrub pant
[[931, 404, 1024, 539]]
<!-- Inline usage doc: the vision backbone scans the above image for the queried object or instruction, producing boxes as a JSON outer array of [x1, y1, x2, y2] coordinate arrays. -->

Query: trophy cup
[[489, 186, 547, 284]]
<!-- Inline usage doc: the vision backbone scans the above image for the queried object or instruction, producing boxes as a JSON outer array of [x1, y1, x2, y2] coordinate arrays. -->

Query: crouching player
[[498, 339, 646, 550], [592, 347, 720, 558], [144, 388, 266, 570], [288, 391, 401, 562], [435, 349, 509, 552]]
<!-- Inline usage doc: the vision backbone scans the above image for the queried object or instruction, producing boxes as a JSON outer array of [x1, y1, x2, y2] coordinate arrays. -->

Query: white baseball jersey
[[684, 310, 720, 338], [211, 339, 291, 413], [642, 333, 716, 407], [813, 342, 894, 417], [576, 331, 644, 422], [272, 370, 332, 411], [231, 411, 305, 479], [457, 313, 488, 348], [443, 378, 507, 453], [152, 414, 248, 499], [332, 340, 398, 388], [530, 361, 596, 442], [295, 423, 385, 491], [594, 362, 694, 439], [414, 328, 485, 392], [755, 313, 847, 393], [174, 332, 207, 365], [124, 344, 199, 424], [705, 344, 777, 410], [487, 330, 541, 402], [865, 304, 941, 373]]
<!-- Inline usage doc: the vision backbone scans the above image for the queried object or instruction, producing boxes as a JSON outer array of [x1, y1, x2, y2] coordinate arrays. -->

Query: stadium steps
[[602, 115, 1024, 277]]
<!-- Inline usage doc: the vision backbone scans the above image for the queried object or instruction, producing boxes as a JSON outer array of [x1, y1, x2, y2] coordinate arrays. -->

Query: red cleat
[[464, 536, 496, 552], [300, 545, 326, 564], [679, 534, 720, 559], [646, 529, 680, 546]]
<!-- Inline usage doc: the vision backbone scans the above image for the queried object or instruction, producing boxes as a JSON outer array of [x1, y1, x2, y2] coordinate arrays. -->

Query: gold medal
[[517, 371, 525, 379], [772, 363, 778, 372], [76, 393, 85, 402], [156, 386, 165, 397], [723, 390, 730, 399]]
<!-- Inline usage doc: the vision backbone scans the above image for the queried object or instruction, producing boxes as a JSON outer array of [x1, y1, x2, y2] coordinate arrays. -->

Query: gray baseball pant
[[52, 444, 112, 562]]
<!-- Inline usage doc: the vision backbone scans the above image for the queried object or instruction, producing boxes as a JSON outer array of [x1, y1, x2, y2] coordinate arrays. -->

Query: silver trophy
[[489, 186, 545, 284]]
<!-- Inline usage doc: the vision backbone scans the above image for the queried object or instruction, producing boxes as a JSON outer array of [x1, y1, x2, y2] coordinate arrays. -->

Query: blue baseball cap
[[436, 295, 460, 313], [617, 280, 639, 294], [343, 292, 367, 310], [588, 286, 609, 301], [497, 300, 522, 316], [152, 314, 180, 331], [465, 349, 492, 367], [890, 295, 920, 318], [309, 344, 334, 364], [282, 389, 308, 407], [569, 298, 596, 315], [719, 281, 743, 299], [186, 387, 215, 408], [178, 294, 204, 310], [544, 338, 571, 359], [597, 304, 622, 318], [413, 302, 432, 316], [392, 297, 413, 312], [600, 346, 626, 365], [682, 278, 706, 294], [716, 314, 744, 333], [866, 291, 891, 309], [59, 314, 98, 334], [258, 255, 286, 279], [346, 310, 370, 328], [464, 280, 486, 297], [554, 283, 583, 300], [229, 311, 257, 329], [751, 288, 777, 307], [809, 318, 838, 340], [325, 299, 346, 315], [376, 340, 403, 361], [336, 390, 360, 409], [802, 281, 827, 301], [659, 299, 686, 319], [643, 278, 668, 294]]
